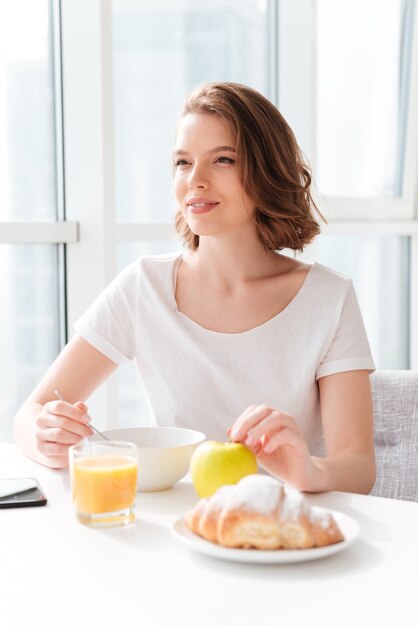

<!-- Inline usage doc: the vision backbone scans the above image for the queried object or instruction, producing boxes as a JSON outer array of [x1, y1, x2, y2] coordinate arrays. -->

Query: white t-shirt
[[74, 252, 375, 455]]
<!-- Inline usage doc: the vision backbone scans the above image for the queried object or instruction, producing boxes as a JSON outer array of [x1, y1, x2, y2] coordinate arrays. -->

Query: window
[[314, 235, 410, 368], [0, 0, 57, 222], [316, 0, 411, 199], [0, 0, 65, 441], [313, 0, 417, 369]]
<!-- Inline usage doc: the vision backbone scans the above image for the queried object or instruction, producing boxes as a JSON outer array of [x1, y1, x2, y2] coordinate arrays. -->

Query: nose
[[187, 162, 209, 189]]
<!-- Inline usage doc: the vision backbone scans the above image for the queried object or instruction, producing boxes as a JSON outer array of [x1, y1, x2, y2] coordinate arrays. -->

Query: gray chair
[[370, 369, 418, 502]]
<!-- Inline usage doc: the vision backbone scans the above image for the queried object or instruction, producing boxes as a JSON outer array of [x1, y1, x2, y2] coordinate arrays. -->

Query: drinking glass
[[69, 440, 138, 527]]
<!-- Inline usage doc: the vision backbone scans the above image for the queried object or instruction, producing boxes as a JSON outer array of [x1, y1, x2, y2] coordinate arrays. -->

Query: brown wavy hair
[[174, 82, 325, 252]]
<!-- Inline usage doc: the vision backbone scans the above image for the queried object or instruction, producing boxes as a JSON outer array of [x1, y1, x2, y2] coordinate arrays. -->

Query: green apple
[[190, 440, 258, 498]]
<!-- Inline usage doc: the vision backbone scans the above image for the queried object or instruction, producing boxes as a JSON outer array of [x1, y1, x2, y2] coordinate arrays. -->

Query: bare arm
[[229, 370, 376, 494], [313, 370, 376, 493], [13, 334, 118, 468]]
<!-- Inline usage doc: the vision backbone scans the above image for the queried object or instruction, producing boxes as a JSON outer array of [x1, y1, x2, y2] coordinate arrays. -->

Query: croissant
[[185, 474, 344, 550]]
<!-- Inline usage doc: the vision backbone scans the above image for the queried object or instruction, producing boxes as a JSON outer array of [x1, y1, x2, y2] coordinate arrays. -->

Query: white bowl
[[90, 427, 206, 492]]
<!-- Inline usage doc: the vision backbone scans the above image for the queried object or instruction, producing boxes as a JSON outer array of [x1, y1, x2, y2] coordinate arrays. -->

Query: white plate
[[172, 509, 360, 564]]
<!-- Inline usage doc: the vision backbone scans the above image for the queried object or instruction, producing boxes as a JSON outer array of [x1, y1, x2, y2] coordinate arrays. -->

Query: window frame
[[0, 0, 71, 351], [278, 0, 418, 223]]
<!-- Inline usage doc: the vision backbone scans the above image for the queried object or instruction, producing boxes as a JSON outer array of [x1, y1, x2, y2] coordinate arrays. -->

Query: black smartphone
[[0, 478, 47, 508]]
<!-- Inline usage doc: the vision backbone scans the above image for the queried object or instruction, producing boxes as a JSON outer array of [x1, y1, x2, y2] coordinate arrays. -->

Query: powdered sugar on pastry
[[309, 505, 336, 529], [204, 484, 235, 513], [279, 485, 308, 521], [224, 474, 283, 515]]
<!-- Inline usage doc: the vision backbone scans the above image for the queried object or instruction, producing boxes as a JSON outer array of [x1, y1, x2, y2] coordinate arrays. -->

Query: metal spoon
[[54, 389, 110, 441]]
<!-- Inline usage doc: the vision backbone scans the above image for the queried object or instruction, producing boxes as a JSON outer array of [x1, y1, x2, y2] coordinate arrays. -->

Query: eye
[[174, 158, 190, 168], [215, 156, 236, 165]]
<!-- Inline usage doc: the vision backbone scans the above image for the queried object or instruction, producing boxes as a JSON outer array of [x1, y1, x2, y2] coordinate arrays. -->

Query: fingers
[[230, 406, 296, 441], [260, 427, 301, 453], [37, 413, 92, 439], [228, 406, 316, 490], [246, 411, 298, 446], [229, 405, 301, 455], [229, 405, 270, 439], [35, 399, 93, 459], [39, 425, 90, 445], [247, 439, 263, 455], [229, 405, 271, 445], [44, 400, 91, 423], [39, 441, 77, 457], [226, 424, 262, 456]]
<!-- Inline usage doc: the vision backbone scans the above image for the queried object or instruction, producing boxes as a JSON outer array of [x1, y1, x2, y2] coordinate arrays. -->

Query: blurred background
[[1, 0, 417, 441]]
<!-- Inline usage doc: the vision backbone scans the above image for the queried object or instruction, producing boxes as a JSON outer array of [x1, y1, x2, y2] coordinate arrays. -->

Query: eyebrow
[[174, 145, 237, 156]]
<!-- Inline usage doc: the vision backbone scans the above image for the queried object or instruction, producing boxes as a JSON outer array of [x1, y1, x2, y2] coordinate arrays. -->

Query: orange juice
[[72, 455, 137, 515]]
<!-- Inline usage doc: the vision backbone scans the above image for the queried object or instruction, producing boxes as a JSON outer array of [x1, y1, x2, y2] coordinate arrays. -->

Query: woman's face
[[174, 112, 256, 239]]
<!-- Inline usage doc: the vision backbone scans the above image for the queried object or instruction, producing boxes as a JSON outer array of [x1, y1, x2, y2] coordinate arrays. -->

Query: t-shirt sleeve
[[315, 280, 375, 380], [73, 264, 138, 365]]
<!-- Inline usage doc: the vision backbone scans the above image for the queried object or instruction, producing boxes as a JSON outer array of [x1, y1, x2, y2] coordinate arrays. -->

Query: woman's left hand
[[228, 405, 324, 492]]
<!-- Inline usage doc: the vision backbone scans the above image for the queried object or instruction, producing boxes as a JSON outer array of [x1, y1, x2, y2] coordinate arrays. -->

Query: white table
[[0, 442, 416, 626]]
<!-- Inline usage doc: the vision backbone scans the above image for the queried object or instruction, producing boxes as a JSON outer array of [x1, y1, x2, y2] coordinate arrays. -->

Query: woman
[[14, 82, 376, 494]]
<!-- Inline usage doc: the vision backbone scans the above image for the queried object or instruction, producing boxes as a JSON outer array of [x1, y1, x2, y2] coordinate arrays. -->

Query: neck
[[185, 230, 283, 286]]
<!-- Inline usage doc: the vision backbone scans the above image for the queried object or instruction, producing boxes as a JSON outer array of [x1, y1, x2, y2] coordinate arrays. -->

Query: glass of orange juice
[[69, 440, 138, 527]]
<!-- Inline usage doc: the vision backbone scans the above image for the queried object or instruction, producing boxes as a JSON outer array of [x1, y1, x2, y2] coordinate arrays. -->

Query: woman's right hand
[[35, 400, 94, 468]]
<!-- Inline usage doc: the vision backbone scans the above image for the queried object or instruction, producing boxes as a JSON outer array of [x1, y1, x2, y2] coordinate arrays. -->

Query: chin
[[186, 221, 222, 237]]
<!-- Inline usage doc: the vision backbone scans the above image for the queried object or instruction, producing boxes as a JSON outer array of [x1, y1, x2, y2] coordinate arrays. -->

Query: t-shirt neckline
[[171, 254, 317, 337]]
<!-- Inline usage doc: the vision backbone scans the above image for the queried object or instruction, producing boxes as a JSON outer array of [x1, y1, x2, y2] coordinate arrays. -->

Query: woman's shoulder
[[279, 256, 352, 292], [103, 251, 183, 302], [304, 262, 355, 309], [118, 250, 183, 280], [132, 250, 183, 267], [310, 262, 353, 288]]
